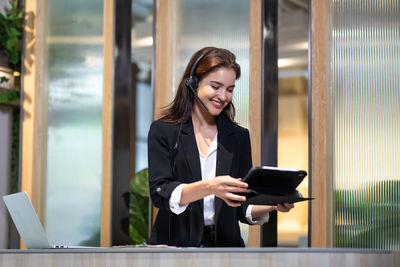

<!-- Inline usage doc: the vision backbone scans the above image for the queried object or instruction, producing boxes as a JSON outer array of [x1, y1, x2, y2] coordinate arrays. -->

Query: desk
[[1, 248, 399, 267]]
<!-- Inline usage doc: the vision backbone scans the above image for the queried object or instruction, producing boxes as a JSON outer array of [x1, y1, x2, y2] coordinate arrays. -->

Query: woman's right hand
[[208, 176, 250, 207]]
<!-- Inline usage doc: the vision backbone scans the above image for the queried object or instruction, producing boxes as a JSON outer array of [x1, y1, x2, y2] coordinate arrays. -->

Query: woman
[[147, 47, 293, 247]]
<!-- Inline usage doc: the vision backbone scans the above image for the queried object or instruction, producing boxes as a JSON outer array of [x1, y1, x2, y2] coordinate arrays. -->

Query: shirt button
[[156, 187, 161, 192]]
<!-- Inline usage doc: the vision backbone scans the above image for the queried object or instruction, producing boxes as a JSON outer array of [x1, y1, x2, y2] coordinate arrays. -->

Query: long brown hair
[[160, 47, 241, 124]]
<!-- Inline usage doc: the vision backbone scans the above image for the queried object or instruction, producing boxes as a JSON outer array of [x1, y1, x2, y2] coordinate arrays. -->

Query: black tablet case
[[241, 167, 313, 205]]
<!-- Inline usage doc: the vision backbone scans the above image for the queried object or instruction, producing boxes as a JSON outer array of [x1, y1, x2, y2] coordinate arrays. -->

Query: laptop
[[3, 192, 98, 249]]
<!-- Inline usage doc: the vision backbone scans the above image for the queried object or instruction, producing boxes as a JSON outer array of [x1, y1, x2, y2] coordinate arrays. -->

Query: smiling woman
[[195, 68, 235, 115], [147, 47, 294, 247], [160, 47, 241, 125]]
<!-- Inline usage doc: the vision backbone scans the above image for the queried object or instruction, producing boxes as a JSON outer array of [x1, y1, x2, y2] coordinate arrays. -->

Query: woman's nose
[[218, 91, 227, 101]]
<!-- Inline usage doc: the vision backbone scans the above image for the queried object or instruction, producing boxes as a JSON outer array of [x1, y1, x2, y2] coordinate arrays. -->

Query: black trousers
[[200, 225, 216, 247]]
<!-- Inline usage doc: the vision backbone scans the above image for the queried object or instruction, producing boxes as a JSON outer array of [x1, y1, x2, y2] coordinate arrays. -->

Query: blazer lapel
[[215, 116, 236, 219], [180, 119, 202, 182], [181, 119, 204, 233]]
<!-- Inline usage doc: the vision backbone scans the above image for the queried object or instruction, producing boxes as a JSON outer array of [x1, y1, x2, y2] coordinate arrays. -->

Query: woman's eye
[[211, 85, 220, 89]]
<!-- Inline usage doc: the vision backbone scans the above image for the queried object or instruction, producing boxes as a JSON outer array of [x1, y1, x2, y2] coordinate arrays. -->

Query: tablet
[[240, 166, 312, 205], [243, 166, 307, 196]]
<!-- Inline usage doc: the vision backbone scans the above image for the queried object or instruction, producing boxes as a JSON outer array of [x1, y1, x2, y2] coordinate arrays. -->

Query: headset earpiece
[[185, 75, 199, 91], [186, 49, 213, 92]]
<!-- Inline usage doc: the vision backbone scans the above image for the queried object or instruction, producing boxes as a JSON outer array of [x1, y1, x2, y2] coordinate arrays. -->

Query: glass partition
[[331, 0, 400, 249], [129, 0, 154, 245], [42, 0, 104, 246], [176, 0, 250, 129], [131, 0, 154, 173], [277, 0, 309, 247]]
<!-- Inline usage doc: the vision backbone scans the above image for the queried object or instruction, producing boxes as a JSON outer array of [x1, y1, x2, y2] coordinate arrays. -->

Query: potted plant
[[0, 0, 23, 103]]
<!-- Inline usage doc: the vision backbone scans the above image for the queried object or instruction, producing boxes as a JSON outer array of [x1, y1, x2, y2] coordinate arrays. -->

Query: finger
[[221, 186, 251, 193], [219, 175, 247, 184], [224, 192, 246, 202], [276, 204, 286, 212], [280, 202, 294, 210], [284, 202, 294, 209], [277, 204, 290, 212], [224, 199, 242, 207], [221, 178, 248, 188]]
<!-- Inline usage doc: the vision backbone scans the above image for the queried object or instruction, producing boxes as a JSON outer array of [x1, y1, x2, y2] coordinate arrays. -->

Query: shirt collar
[[199, 133, 218, 158]]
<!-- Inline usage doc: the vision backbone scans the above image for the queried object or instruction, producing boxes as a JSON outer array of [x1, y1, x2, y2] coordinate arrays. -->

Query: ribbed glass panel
[[42, 0, 104, 246], [176, 0, 250, 128], [331, 0, 400, 249]]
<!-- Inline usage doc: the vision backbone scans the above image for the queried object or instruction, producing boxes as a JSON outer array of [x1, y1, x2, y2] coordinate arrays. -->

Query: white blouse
[[169, 133, 269, 225]]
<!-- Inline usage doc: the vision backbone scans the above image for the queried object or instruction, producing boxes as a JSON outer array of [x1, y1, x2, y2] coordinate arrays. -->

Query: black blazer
[[147, 116, 253, 247]]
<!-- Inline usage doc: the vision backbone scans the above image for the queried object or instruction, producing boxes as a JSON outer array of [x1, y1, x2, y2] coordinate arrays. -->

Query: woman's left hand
[[275, 202, 294, 212], [251, 202, 294, 220]]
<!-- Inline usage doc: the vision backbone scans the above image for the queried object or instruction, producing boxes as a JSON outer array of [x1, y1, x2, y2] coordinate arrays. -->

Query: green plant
[[335, 180, 400, 249], [129, 168, 150, 244], [0, 89, 18, 103], [0, 0, 23, 103], [0, 0, 23, 71]]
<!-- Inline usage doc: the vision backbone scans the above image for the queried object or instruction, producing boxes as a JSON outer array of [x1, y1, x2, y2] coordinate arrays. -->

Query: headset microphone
[[185, 80, 209, 111]]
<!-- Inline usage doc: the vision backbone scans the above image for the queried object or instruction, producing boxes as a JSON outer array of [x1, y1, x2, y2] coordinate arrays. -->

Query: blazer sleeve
[[237, 128, 254, 224], [147, 121, 181, 211]]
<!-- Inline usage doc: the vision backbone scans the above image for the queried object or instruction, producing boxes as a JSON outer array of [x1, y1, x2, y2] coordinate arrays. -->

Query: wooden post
[[310, 0, 332, 247]]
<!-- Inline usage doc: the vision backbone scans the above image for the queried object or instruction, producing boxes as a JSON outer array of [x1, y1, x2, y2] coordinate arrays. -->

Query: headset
[[185, 49, 215, 111]]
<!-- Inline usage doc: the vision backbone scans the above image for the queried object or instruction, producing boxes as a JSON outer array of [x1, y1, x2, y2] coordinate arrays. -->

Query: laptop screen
[[3, 192, 52, 249]]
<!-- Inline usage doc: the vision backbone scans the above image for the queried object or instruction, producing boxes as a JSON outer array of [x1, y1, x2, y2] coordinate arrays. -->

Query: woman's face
[[196, 67, 236, 117]]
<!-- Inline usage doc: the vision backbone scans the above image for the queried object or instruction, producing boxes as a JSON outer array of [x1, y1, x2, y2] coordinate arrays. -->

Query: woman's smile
[[195, 67, 236, 116]]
